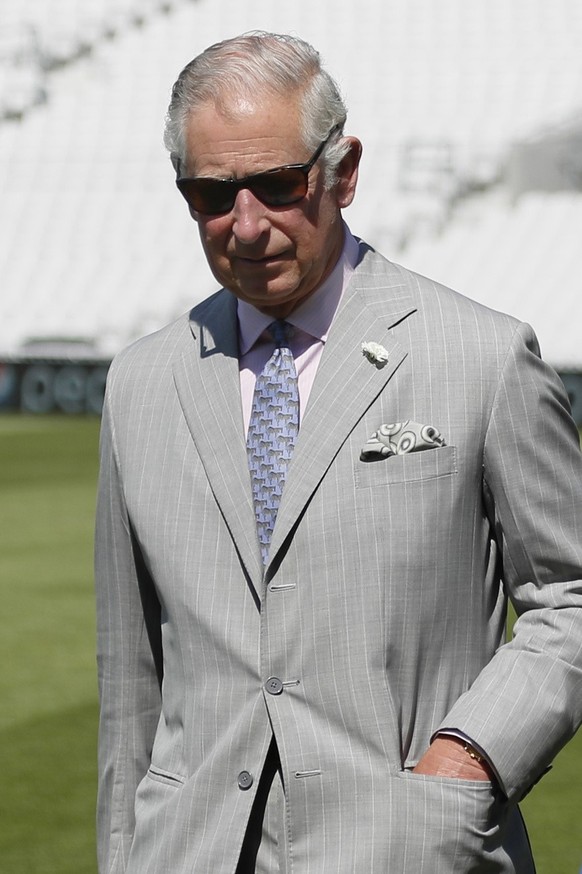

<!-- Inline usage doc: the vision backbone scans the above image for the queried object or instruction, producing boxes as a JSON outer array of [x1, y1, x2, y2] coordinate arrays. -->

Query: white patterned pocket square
[[361, 421, 446, 460]]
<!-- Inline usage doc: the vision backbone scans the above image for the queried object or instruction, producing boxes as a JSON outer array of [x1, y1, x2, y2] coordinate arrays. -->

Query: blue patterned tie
[[247, 320, 299, 564]]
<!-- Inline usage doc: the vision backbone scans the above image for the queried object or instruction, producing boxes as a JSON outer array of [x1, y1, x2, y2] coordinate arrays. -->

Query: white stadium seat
[[1, 0, 582, 369]]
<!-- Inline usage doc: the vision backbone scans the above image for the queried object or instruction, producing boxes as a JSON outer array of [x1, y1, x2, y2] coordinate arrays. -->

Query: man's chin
[[234, 274, 303, 313], [242, 288, 305, 318]]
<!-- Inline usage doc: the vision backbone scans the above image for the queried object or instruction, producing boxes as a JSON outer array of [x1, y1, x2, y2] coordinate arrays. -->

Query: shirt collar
[[237, 224, 359, 355]]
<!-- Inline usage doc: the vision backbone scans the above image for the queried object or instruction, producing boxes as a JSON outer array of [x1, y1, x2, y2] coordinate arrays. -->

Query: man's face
[[182, 95, 360, 318]]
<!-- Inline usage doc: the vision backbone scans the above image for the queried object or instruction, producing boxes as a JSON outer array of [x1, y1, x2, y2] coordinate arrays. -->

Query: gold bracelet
[[463, 742, 484, 764]]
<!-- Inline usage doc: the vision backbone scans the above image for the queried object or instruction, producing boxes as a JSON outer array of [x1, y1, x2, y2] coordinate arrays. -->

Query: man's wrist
[[435, 729, 500, 785], [413, 735, 496, 782]]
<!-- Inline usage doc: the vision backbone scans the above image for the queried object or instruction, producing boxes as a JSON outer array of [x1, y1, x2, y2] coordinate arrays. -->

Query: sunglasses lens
[[251, 168, 308, 206], [177, 167, 309, 215], [177, 179, 235, 215]]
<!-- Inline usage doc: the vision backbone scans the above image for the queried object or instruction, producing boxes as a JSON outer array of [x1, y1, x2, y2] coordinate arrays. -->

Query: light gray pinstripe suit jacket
[[96, 241, 582, 873]]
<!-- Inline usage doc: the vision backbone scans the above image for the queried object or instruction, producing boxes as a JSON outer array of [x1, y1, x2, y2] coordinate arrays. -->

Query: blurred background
[[0, 1, 581, 871]]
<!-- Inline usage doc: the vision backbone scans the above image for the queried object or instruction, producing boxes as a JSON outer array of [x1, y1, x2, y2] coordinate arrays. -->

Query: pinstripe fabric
[[96, 242, 582, 873]]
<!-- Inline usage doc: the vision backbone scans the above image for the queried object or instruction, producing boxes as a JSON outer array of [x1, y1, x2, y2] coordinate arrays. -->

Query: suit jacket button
[[237, 771, 253, 790], [265, 677, 284, 695]]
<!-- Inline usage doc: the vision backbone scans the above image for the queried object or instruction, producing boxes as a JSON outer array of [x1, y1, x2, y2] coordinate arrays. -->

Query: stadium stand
[[1, 0, 582, 414]]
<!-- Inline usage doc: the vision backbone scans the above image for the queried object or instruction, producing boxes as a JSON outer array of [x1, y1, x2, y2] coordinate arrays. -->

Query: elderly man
[[95, 31, 582, 874]]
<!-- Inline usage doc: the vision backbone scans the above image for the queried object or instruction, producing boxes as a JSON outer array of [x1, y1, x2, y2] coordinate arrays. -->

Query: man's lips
[[234, 252, 288, 265]]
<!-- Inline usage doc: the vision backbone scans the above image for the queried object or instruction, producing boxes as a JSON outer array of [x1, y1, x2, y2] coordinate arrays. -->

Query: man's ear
[[335, 137, 362, 209]]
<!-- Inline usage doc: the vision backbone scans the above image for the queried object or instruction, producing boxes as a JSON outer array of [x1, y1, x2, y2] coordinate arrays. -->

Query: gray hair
[[164, 31, 350, 188]]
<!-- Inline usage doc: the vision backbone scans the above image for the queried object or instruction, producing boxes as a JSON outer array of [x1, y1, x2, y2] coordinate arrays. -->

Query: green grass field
[[0, 414, 580, 873]]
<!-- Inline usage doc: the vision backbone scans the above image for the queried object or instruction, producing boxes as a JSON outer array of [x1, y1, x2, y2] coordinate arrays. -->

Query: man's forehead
[[186, 93, 302, 134], [183, 97, 305, 172]]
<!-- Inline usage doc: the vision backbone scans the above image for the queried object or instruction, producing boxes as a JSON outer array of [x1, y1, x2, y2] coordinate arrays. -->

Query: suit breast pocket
[[354, 445, 457, 489]]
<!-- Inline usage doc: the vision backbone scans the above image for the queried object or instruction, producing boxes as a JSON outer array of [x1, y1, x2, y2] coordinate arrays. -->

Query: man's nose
[[231, 188, 270, 243]]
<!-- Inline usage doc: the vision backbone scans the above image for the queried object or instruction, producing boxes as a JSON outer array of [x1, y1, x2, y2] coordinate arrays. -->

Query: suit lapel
[[171, 249, 417, 591], [268, 250, 417, 568], [172, 291, 264, 595]]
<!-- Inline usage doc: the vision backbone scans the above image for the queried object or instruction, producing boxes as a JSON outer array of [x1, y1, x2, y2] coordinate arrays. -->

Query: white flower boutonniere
[[361, 341, 389, 368]]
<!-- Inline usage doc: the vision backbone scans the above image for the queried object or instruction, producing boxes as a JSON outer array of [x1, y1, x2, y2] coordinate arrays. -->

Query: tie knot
[[268, 320, 294, 348]]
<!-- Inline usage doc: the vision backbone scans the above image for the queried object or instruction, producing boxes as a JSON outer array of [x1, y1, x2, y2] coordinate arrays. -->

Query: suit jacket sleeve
[[437, 321, 582, 800], [95, 383, 163, 873]]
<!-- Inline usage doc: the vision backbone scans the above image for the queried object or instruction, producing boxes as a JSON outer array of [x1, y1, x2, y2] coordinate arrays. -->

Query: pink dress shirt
[[237, 226, 360, 434]]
